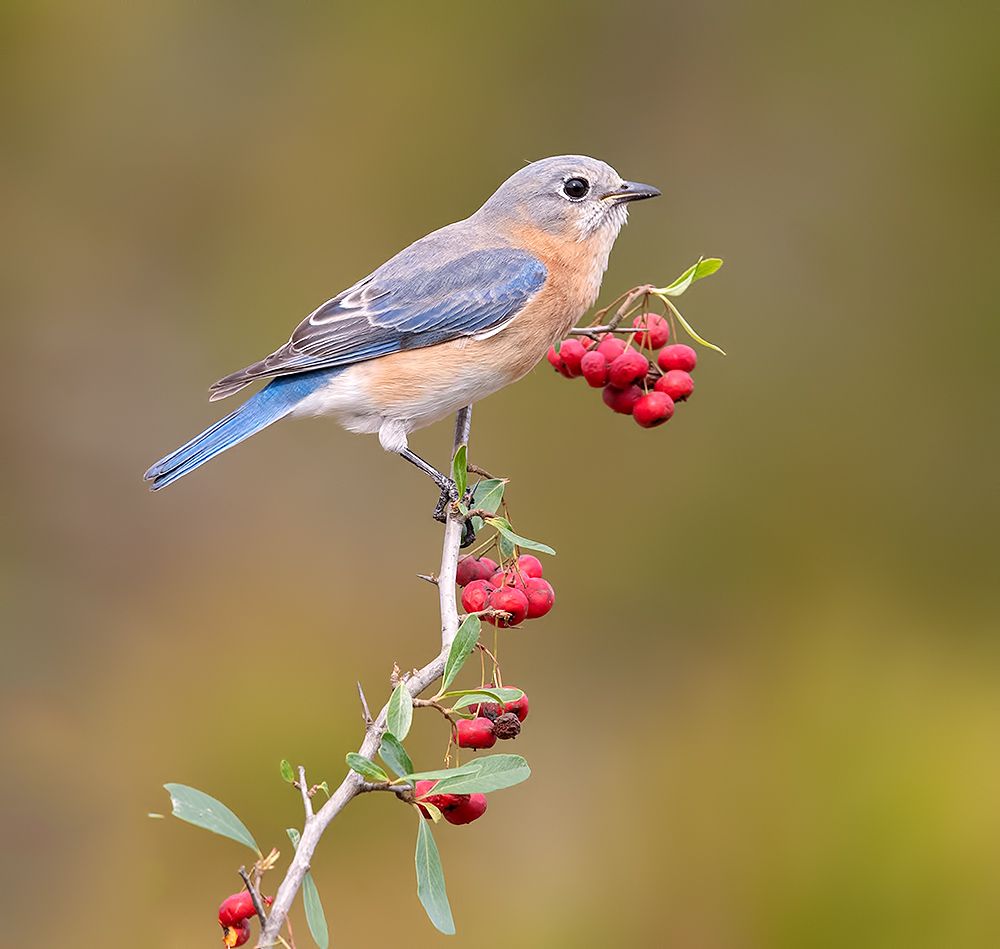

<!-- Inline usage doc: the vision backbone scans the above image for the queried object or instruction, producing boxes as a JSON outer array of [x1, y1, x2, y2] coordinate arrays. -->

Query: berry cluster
[[457, 553, 555, 627], [546, 312, 699, 428], [456, 688, 530, 750], [218, 891, 270, 947]]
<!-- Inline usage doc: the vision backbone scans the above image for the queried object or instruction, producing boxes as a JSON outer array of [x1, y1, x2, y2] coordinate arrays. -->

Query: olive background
[[3, 2, 998, 947]]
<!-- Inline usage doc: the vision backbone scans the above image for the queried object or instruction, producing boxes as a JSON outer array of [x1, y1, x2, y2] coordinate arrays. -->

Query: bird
[[144, 155, 659, 507]]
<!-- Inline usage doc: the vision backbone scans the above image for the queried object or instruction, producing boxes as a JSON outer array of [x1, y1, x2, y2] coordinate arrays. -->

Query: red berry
[[456, 556, 499, 586], [524, 577, 555, 619], [633, 392, 675, 428], [485, 587, 530, 627], [655, 369, 694, 402], [444, 793, 488, 825], [580, 350, 610, 388], [505, 691, 530, 722], [546, 345, 564, 372], [657, 344, 697, 373], [557, 338, 588, 377], [219, 892, 256, 927], [488, 570, 527, 592], [516, 554, 544, 578], [602, 384, 643, 415], [414, 780, 464, 819], [461, 579, 494, 613], [456, 717, 497, 749], [455, 556, 480, 587], [608, 349, 651, 388], [222, 921, 251, 947], [632, 312, 670, 349], [596, 336, 626, 361]]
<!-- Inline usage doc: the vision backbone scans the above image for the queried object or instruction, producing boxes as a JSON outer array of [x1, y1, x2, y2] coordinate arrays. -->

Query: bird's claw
[[431, 481, 478, 548]]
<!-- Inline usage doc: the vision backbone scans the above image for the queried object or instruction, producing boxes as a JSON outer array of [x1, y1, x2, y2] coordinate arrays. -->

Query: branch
[[256, 406, 473, 948], [238, 866, 268, 927]]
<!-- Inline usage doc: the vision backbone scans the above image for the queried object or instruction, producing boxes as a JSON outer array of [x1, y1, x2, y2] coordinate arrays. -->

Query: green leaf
[[442, 614, 481, 692], [415, 820, 455, 935], [426, 754, 531, 795], [403, 754, 531, 795], [418, 799, 445, 823], [452, 445, 467, 501], [303, 871, 330, 948], [498, 532, 516, 561], [379, 733, 414, 778], [470, 478, 506, 533], [655, 257, 724, 296], [447, 688, 524, 711], [401, 763, 480, 787], [387, 682, 413, 741], [345, 753, 389, 783], [163, 784, 260, 856], [279, 759, 295, 784], [287, 827, 301, 848], [660, 296, 727, 356], [472, 479, 505, 514], [317, 781, 330, 799], [486, 517, 556, 556]]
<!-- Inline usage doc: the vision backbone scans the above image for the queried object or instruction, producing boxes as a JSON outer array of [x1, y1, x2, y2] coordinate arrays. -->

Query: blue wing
[[209, 247, 547, 400]]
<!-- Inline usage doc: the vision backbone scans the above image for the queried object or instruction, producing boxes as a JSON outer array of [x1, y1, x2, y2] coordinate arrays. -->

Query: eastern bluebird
[[144, 155, 659, 503]]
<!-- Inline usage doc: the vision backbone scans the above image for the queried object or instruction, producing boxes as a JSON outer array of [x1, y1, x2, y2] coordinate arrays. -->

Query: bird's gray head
[[476, 155, 660, 242]]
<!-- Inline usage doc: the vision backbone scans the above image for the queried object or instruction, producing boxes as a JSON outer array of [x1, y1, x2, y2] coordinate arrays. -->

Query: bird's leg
[[397, 448, 477, 547]]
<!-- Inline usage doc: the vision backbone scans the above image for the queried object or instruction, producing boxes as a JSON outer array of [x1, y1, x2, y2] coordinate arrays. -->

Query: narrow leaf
[[486, 518, 556, 556], [415, 820, 455, 935], [442, 615, 481, 692], [418, 799, 445, 823], [655, 257, 724, 296], [452, 445, 467, 501], [498, 533, 516, 561], [379, 733, 414, 778], [427, 754, 531, 795], [279, 760, 295, 784], [387, 682, 414, 741], [303, 871, 330, 948], [661, 297, 727, 355], [400, 763, 481, 788], [287, 827, 301, 848], [345, 753, 389, 783], [449, 688, 524, 711], [163, 784, 260, 855]]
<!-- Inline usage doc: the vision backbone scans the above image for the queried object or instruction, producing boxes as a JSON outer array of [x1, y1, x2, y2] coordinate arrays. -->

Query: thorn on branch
[[356, 681, 373, 726]]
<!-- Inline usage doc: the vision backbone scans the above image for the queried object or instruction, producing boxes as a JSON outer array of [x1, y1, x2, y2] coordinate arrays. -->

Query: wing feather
[[209, 248, 546, 401]]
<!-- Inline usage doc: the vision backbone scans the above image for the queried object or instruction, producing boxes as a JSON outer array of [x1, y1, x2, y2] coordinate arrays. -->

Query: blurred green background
[[3, 1, 998, 946]]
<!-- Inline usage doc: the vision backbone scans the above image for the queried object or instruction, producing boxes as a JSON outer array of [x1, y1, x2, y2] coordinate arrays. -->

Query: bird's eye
[[563, 177, 590, 199]]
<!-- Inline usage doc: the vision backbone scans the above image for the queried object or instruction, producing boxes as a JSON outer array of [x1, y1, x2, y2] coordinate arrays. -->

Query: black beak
[[602, 180, 661, 203]]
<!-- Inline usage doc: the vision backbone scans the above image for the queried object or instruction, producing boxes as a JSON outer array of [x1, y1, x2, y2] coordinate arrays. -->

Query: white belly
[[290, 358, 509, 452]]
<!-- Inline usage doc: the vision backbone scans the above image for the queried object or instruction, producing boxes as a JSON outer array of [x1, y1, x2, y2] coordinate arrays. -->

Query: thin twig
[[256, 407, 473, 948], [413, 697, 459, 727], [467, 463, 500, 479], [238, 866, 268, 927]]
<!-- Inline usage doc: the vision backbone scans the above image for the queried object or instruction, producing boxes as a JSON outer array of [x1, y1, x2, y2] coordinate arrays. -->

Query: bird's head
[[477, 155, 660, 244]]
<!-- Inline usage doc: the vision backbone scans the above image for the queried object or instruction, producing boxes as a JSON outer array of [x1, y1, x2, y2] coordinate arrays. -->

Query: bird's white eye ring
[[562, 177, 590, 199]]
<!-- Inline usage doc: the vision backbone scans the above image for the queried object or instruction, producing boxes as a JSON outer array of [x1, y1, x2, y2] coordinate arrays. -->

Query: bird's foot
[[432, 481, 478, 547]]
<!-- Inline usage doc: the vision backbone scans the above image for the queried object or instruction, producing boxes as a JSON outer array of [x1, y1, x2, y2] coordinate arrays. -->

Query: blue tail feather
[[144, 371, 334, 490]]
